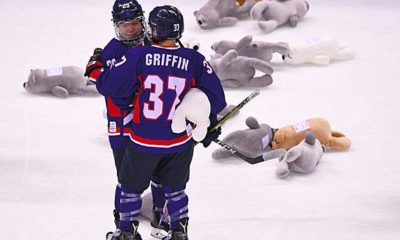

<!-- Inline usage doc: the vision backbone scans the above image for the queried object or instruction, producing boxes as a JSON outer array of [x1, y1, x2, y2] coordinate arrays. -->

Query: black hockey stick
[[209, 89, 260, 132], [213, 139, 286, 164]]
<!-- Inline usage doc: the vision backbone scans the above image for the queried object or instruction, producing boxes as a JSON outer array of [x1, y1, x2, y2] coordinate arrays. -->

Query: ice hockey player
[[96, 5, 227, 240], [84, 0, 168, 238]]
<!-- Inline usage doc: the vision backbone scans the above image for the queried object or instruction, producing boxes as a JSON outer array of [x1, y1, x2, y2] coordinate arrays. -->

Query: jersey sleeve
[[96, 48, 141, 98], [193, 52, 227, 118]]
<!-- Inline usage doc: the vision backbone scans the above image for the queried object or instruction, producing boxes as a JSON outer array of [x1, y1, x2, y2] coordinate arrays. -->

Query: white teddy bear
[[171, 88, 211, 142], [250, 0, 309, 33], [282, 36, 355, 65]]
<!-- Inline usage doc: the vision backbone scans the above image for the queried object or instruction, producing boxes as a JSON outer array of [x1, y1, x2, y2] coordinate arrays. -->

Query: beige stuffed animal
[[272, 117, 351, 151]]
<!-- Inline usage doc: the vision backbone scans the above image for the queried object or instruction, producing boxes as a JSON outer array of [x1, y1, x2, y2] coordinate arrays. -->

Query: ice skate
[[150, 210, 169, 239], [108, 221, 142, 240]]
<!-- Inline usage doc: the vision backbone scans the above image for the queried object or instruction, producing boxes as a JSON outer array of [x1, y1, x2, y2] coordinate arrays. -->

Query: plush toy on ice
[[282, 36, 355, 65], [212, 117, 275, 159], [250, 0, 309, 33], [211, 35, 289, 62], [23, 66, 99, 98], [272, 117, 351, 151], [276, 132, 325, 178], [209, 49, 273, 88], [194, 0, 256, 29]]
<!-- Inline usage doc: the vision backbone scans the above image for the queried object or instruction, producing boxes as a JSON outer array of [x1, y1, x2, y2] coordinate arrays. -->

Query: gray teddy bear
[[250, 0, 309, 33], [211, 35, 289, 62], [276, 132, 325, 178], [212, 116, 275, 159], [209, 49, 273, 88], [194, 0, 256, 29], [23, 66, 99, 98]]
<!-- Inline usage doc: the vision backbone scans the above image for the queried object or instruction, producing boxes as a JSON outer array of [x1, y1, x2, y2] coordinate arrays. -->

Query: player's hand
[[201, 126, 221, 148], [84, 48, 103, 79]]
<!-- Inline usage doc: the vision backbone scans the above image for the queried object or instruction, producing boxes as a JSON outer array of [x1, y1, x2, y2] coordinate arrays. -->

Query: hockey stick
[[205, 89, 285, 164], [208, 89, 260, 132], [213, 139, 286, 164]]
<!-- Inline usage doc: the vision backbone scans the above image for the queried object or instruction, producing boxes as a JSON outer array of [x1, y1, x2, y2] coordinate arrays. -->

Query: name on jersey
[[145, 53, 189, 71]]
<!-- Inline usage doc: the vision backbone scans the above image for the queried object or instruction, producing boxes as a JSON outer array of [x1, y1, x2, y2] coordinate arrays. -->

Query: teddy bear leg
[[288, 15, 299, 27], [78, 85, 99, 95], [311, 55, 330, 65], [51, 86, 69, 98], [249, 75, 273, 87], [337, 47, 355, 60], [276, 159, 290, 178], [212, 148, 234, 159], [257, 20, 278, 33], [221, 79, 242, 88]]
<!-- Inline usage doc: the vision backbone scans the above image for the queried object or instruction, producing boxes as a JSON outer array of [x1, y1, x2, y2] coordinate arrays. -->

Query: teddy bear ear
[[246, 116, 260, 129], [193, 11, 198, 16]]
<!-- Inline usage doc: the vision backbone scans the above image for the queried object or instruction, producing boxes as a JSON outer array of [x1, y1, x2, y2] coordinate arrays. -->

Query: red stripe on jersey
[[124, 128, 191, 148], [133, 74, 143, 124], [106, 97, 121, 117]]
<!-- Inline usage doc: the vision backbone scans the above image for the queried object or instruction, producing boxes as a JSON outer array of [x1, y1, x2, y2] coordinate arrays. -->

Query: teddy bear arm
[[288, 15, 299, 27], [248, 75, 273, 87], [258, 20, 279, 33], [76, 85, 100, 95], [337, 47, 355, 60], [51, 86, 69, 98], [276, 160, 290, 178], [218, 17, 239, 27], [212, 148, 234, 159], [311, 55, 330, 65], [284, 147, 303, 163], [221, 79, 242, 88]]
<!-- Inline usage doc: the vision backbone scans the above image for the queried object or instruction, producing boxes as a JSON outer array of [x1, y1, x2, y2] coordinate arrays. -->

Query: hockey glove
[[84, 48, 103, 81], [201, 125, 221, 148]]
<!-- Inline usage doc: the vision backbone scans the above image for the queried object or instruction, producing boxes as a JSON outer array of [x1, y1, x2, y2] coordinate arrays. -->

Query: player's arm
[[96, 50, 140, 98], [194, 55, 227, 118]]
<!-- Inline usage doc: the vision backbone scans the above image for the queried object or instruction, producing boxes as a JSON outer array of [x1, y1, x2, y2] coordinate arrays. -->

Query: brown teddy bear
[[272, 117, 351, 151]]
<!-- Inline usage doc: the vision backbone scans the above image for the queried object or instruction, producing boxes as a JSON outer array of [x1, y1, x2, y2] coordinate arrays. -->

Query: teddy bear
[[272, 117, 351, 151], [212, 116, 276, 159], [209, 49, 273, 88], [171, 88, 211, 142], [276, 132, 326, 178], [250, 0, 309, 33], [282, 36, 355, 65], [211, 35, 289, 62], [194, 0, 256, 29], [23, 65, 99, 98]]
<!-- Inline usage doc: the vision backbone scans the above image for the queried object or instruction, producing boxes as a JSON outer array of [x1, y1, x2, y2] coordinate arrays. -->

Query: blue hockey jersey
[[98, 38, 136, 149], [97, 44, 227, 154]]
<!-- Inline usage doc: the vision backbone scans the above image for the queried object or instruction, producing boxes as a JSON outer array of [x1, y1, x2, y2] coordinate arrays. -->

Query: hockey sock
[[117, 184, 142, 231], [114, 183, 122, 212], [163, 185, 189, 230], [151, 178, 166, 214]]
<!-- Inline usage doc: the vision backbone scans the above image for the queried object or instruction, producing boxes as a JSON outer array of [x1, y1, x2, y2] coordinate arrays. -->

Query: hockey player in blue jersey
[[96, 5, 227, 240], [84, 0, 168, 238]]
